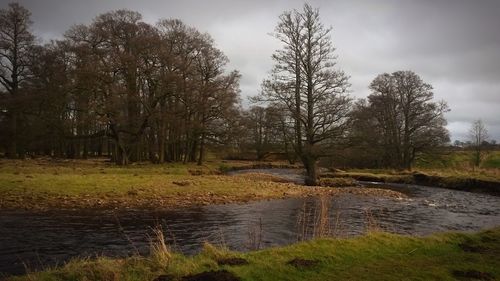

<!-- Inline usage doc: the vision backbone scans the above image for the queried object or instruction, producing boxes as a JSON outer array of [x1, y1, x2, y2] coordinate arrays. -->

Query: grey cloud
[[4, 0, 500, 141]]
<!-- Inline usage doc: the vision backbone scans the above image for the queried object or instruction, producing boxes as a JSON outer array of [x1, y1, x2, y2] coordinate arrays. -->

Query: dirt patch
[[319, 177, 357, 187], [452, 270, 495, 280], [153, 274, 175, 281], [233, 172, 291, 183], [182, 270, 240, 281], [188, 170, 203, 176], [172, 180, 191, 186], [217, 257, 249, 266], [459, 242, 487, 253], [287, 258, 319, 269]]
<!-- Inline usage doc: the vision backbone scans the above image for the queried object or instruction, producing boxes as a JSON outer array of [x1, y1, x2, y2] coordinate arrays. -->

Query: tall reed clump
[[246, 218, 263, 250], [297, 196, 344, 241], [149, 225, 172, 266], [363, 208, 381, 232]]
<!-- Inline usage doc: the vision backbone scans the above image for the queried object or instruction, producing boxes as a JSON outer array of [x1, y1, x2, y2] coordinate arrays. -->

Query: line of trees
[[1, 3, 452, 182], [0, 3, 240, 165]]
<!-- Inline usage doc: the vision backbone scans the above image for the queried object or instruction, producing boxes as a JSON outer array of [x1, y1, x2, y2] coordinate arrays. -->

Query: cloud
[[9, 0, 500, 141]]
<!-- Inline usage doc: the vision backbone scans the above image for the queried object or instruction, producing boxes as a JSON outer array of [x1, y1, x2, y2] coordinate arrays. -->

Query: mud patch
[[217, 257, 249, 266], [153, 274, 175, 281], [459, 242, 487, 253], [287, 258, 319, 269], [452, 270, 495, 280], [458, 241, 488, 253], [182, 270, 240, 281]]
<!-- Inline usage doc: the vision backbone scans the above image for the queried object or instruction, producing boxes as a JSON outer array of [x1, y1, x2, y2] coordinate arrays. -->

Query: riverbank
[[322, 169, 500, 195], [6, 227, 499, 281], [0, 159, 404, 211]]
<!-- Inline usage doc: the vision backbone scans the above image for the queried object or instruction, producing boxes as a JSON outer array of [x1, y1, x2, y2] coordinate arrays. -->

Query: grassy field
[[1, 153, 498, 210], [324, 168, 500, 195], [341, 150, 500, 183], [327, 151, 500, 194], [7, 227, 500, 281], [0, 158, 296, 210], [415, 150, 500, 170], [0, 158, 403, 210]]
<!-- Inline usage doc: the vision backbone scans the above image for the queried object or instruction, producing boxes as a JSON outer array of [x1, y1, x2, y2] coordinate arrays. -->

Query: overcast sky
[[4, 0, 500, 141]]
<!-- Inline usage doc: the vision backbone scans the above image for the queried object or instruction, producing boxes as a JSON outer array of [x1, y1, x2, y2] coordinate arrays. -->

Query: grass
[[415, 150, 500, 170], [7, 227, 500, 281], [0, 158, 311, 210], [324, 169, 500, 194], [337, 150, 500, 184], [0, 158, 405, 210]]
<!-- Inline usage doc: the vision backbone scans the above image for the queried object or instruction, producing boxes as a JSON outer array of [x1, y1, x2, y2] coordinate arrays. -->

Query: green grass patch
[[0, 159, 309, 210], [415, 150, 500, 170], [7, 228, 500, 281]]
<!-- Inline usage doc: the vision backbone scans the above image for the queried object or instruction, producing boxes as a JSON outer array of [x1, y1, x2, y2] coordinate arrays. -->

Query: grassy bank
[[323, 168, 500, 195], [7, 228, 500, 281], [0, 158, 403, 210], [415, 150, 500, 170]]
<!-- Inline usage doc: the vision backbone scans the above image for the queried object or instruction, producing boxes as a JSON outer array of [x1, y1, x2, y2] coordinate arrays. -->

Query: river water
[[1, 169, 499, 276]]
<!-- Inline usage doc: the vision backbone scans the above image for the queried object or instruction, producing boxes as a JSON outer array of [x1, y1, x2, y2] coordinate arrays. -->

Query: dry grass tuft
[[149, 225, 172, 266]]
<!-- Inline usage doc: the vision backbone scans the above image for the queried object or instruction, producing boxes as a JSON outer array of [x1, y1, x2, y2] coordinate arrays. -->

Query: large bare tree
[[261, 4, 350, 185]]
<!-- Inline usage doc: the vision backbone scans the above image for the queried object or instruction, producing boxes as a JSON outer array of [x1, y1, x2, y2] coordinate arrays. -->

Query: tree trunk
[[303, 156, 317, 186], [6, 113, 17, 158], [197, 132, 205, 165]]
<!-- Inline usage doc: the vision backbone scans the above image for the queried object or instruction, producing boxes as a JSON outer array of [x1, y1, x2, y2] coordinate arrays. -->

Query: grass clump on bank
[[8, 228, 500, 281]]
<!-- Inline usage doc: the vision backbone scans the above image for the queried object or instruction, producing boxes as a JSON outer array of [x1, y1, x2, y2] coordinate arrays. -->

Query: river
[[1, 169, 499, 276]]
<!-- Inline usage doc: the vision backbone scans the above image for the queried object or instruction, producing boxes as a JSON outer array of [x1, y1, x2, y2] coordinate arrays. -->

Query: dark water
[[1, 170, 500, 276]]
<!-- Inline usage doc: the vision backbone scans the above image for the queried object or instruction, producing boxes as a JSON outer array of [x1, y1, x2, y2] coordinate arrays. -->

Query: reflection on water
[[1, 176, 500, 276]]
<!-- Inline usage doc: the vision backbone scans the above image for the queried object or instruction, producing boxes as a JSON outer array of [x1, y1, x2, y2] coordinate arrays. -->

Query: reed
[[296, 196, 345, 241], [149, 225, 172, 266], [246, 218, 263, 250]]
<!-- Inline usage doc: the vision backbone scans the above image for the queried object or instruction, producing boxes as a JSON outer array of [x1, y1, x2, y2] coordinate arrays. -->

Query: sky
[[3, 0, 500, 141]]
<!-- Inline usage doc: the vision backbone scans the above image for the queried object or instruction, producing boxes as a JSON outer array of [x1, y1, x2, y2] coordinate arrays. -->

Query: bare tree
[[0, 2, 35, 158], [469, 119, 489, 167], [261, 4, 350, 185]]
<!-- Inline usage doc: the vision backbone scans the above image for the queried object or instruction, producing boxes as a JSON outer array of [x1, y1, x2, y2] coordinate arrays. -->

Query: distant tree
[[344, 99, 386, 168], [0, 2, 35, 158], [468, 119, 489, 167], [354, 71, 449, 170], [453, 140, 463, 147], [261, 4, 350, 185], [243, 106, 282, 161]]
